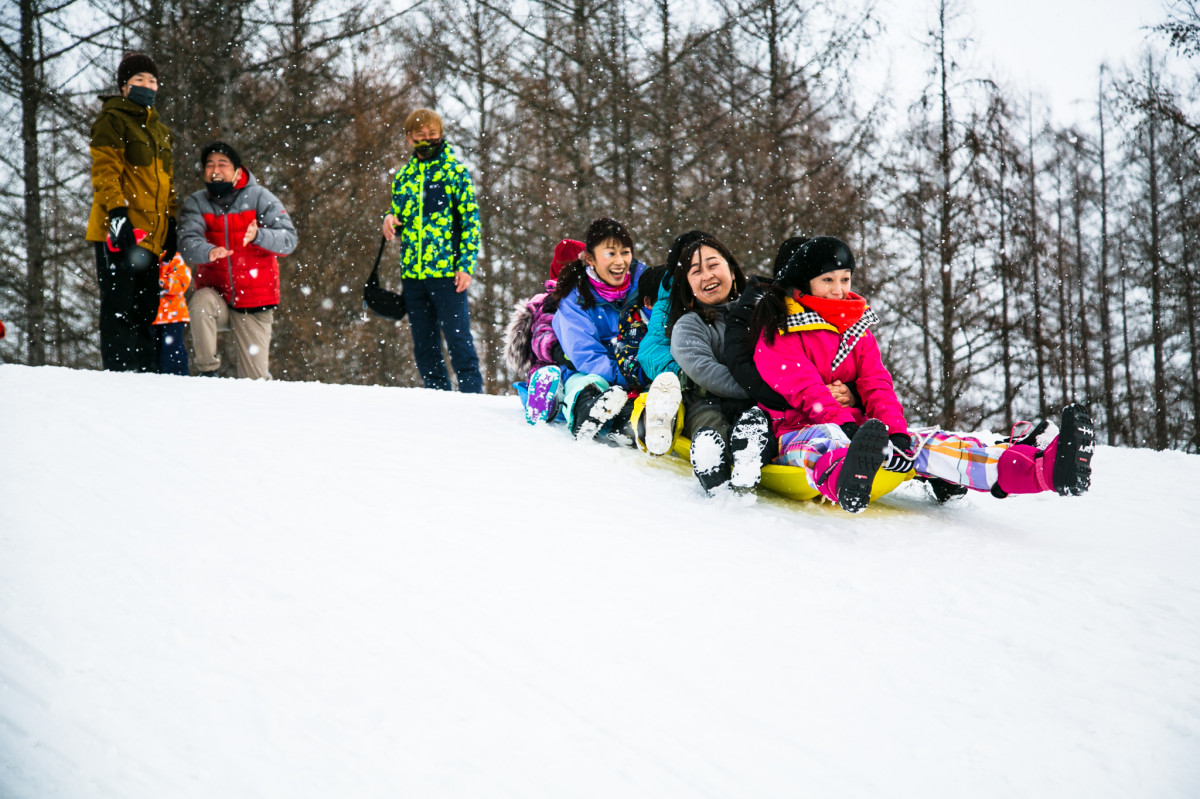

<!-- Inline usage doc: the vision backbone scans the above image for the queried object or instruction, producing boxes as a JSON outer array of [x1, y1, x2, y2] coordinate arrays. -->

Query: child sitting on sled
[[750, 236, 1094, 513], [504, 239, 585, 424], [549, 217, 648, 442]]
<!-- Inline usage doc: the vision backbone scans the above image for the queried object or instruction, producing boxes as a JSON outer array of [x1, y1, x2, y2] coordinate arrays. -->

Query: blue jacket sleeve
[[552, 295, 619, 384], [635, 278, 680, 380]]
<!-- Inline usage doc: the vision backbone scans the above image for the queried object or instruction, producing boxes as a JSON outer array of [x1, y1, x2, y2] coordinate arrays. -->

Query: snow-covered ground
[[2, 364, 1198, 798]]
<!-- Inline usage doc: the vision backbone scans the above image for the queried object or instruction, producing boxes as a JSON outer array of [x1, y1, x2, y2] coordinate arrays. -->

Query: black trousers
[[94, 242, 159, 372]]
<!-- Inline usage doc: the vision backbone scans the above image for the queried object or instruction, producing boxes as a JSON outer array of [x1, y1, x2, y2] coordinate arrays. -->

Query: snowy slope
[[2, 364, 1199, 798]]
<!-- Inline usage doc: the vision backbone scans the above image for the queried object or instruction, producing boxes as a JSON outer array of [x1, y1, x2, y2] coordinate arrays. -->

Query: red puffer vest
[[194, 171, 281, 309]]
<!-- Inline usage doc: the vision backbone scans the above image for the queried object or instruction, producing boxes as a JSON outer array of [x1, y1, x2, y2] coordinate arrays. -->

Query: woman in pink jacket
[[750, 236, 1095, 513]]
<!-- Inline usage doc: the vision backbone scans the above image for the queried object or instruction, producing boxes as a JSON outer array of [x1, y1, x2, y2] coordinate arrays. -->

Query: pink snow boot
[[995, 444, 1052, 495], [995, 404, 1094, 497], [812, 420, 889, 513]]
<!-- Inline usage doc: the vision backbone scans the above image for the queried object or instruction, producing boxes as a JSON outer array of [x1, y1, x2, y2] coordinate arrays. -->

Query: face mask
[[126, 85, 156, 107], [206, 181, 234, 199], [413, 139, 444, 160]]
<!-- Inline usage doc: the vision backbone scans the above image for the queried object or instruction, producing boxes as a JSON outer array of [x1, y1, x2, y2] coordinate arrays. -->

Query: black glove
[[883, 432, 916, 473], [162, 216, 178, 261], [107, 207, 135, 254], [839, 422, 860, 441]]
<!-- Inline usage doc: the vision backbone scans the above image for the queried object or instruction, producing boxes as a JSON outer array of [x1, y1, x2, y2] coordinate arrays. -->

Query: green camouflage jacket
[[388, 144, 480, 279]]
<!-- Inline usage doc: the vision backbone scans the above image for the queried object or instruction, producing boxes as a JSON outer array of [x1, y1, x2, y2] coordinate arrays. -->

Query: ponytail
[[550, 259, 597, 309], [749, 282, 789, 346]]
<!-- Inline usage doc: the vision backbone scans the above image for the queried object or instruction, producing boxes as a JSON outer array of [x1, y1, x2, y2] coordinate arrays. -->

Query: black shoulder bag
[[363, 236, 407, 321]]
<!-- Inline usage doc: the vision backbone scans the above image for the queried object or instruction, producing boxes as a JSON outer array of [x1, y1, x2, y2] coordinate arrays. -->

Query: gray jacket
[[669, 306, 750, 400], [178, 170, 298, 309]]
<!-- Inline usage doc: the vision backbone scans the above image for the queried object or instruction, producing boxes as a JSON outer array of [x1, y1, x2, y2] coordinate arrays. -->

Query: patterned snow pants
[[775, 425, 1010, 492]]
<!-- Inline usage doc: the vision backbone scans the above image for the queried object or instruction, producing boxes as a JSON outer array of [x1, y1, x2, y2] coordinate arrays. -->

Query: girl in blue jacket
[[550, 218, 647, 442]]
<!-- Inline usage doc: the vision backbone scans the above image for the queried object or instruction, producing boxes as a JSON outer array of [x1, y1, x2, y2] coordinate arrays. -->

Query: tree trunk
[[998, 148, 1013, 430], [1028, 107, 1046, 416], [1055, 167, 1070, 406], [1119, 246, 1137, 444], [1174, 120, 1200, 451], [937, 0, 956, 426], [1146, 62, 1168, 450], [19, 0, 46, 366], [1097, 67, 1117, 444], [1073, 156, 1092, 409]]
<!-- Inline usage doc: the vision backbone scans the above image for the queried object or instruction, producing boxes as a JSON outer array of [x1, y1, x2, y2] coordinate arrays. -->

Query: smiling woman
[[548, 217, 648, 443], [655, 235, 773, 494], [685, 245, 735, 306]]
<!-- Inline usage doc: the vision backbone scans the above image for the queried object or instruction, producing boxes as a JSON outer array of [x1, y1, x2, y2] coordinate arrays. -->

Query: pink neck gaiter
[[586, 266, 632, 303]]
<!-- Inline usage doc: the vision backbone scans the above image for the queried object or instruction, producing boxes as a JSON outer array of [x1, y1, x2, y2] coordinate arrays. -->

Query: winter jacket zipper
[[223, 212, 234, 304], [417, 161, 426, 269], [147, 105, 160, 245]]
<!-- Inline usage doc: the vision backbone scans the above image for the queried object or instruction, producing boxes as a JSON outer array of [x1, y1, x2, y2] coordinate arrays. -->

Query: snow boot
[[729, 407, 770, 493], [921, 476, 969, 504], [828, 419, 888, 513], [994, 444, 1050, 495], [690, 427, 731, 494], [995, 405, 1094, 497], [1051, 403, 1094, 496], [643, 372, 683, 456], [605, 402, 637, 448], [525, 365, 563, 425], [574, 385, 629, 441]]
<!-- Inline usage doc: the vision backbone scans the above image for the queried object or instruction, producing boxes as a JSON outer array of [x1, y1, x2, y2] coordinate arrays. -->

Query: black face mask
[[206, 181, 234, 199], [413, 139, 445, 160], [126, 85, 157, 108]]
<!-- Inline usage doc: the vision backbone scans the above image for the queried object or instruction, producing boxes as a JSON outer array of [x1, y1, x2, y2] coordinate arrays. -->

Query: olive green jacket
[[86, 95, 176, 254]]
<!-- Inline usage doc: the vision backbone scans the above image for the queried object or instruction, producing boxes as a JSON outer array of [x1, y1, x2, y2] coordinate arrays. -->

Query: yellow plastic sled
[[670, 435, 913, 502], [631, 391, 912, 502]]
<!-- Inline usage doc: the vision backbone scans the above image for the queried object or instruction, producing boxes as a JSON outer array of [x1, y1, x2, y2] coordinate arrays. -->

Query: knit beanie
[[404, 108, 444, 136], [549, 239, 585, 280], [772, 237, 809, 280], [200, 141, 243, 171], [117, 53, 158, 88], [776, 236, 855, 291]]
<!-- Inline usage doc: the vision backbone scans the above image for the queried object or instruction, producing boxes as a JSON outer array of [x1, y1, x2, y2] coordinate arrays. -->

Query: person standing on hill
[[178, 142, 297, 379], [381, 108, 483, 393], [86, 53, 177, 372]]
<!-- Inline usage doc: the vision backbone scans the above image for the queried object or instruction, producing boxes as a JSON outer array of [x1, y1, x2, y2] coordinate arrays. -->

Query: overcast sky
[[876, 0, 1168, 128]]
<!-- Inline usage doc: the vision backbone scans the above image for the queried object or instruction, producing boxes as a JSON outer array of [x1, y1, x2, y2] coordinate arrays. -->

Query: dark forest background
[[3, 0, 1200, 450]]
